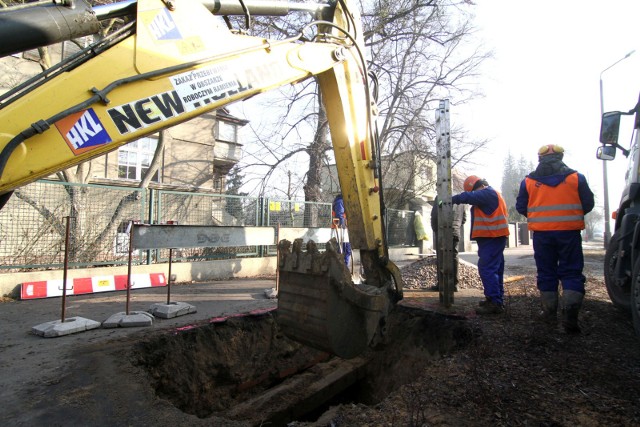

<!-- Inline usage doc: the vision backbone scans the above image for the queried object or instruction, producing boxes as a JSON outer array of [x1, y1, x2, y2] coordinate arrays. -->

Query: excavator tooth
[[306, 240, 319, 254]]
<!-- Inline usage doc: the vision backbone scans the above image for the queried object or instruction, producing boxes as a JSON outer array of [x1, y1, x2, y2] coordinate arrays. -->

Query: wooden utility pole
[[435, 100, 454, 307]]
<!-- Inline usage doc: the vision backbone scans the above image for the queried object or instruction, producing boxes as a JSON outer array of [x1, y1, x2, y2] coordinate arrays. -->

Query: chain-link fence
[[154, 190, 262, 261], [264, 199, 332, 228], [264, 198, 332, 255], [386, 208, 417, 247], [0, 180, 146, 270], [0, 181, 417, 271]]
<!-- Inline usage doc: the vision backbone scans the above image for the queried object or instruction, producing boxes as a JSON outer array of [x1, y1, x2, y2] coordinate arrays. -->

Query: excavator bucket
[[277, 238, 397, 359]]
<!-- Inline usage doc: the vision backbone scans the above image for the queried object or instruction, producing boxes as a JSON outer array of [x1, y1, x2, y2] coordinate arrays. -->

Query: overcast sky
[[457, 0, 640, 219]]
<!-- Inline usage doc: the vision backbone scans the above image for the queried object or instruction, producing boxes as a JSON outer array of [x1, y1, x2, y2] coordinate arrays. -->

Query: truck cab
[[597, 93, 640, 335]]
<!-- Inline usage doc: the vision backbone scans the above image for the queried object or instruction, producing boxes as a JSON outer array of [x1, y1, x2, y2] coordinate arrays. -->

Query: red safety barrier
[[21, 273, 166, 300]]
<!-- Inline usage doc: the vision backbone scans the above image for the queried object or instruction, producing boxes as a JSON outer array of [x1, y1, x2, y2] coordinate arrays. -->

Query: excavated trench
[[133, 306, 474, 426]]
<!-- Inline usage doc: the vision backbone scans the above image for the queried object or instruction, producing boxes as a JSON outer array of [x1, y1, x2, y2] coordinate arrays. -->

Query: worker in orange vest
[[516, 144, 594, 333], [452, 176, 510, 314]]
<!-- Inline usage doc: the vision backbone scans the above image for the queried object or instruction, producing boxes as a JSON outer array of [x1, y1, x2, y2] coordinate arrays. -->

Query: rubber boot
[[539, 291, 558, 325], [478, 296, 492, 306], [475, 299, 504, 315], [562, 290, 584, 334]]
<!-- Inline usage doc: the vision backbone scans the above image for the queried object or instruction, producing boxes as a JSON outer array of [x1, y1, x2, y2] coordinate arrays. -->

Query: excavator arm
[[0, 0, 404, 358]]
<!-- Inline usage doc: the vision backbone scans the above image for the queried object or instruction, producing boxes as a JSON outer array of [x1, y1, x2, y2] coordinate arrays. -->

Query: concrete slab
[[148, 301, 197, 319], [32, 316, 101, 338], [102, 311, 154, 328]]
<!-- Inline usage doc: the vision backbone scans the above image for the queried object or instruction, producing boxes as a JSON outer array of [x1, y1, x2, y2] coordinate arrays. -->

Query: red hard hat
[[464, 175, 481, 192]]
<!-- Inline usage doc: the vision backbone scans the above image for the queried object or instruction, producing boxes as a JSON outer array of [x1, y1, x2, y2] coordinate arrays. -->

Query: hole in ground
[[133, 305, 474, 426]]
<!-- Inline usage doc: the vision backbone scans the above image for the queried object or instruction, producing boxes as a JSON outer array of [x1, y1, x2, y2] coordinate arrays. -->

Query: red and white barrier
[[21, 273, 166, 300]]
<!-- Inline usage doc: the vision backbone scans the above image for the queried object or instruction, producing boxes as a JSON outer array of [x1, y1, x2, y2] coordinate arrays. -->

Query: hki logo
[[147, 8, 182, 41], [55, 109, 112, 155]]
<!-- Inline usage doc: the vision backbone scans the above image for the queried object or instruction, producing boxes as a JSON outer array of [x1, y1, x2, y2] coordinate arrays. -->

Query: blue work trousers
[[342, 242, 352, 266], [532, 230, 585, 294], [476, 237, 507, 305]]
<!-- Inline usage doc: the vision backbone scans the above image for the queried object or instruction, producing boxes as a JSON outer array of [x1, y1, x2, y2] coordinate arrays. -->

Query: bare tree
[[584, 206, 604, 241], [238, 0, 490, 209], [10, 131, 165, 262]]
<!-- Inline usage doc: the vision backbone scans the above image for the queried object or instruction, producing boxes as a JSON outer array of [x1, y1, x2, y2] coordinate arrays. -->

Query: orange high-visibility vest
[[471, 191, 510, 238], [525, 172, 585, 231]]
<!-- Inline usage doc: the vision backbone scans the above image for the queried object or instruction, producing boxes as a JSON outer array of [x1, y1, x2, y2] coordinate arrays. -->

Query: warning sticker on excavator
[[170, 65, 243, 112]]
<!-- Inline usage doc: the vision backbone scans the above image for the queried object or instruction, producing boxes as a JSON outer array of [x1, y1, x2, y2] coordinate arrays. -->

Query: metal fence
[[0, 180, 417, 271], [154, 190, 263, 261], [386, 208, 417, 247], [0, 180, 146, 270]]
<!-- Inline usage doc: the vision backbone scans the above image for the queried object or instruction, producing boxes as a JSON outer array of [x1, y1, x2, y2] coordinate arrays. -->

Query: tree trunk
[[303, 93, 329, 226]]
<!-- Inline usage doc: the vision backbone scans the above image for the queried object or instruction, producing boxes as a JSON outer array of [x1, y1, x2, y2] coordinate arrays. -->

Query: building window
[[216, 120, 237, 143], [213, 173, 224, 192], [118, 137, 160, 182], [419, 164, 433, 181]]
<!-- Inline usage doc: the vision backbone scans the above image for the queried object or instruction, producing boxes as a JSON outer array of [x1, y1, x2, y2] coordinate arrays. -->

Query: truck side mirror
[[600, 111, 622, 145], [596, 145, 616, 161]]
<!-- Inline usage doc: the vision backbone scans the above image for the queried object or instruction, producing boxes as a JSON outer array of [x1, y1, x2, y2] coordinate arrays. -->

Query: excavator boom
[[0, 0, 404, 358]]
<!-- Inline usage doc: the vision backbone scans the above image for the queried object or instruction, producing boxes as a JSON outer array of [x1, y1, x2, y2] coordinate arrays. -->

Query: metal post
[[126, 220, 134, 315], [60, 216, 71, 322], [147, 189, 155, 265], [166, 248, 173, 304], [275, 223, 280, 293], [435, 99, 454, 307], [599, 50, 635, 249]]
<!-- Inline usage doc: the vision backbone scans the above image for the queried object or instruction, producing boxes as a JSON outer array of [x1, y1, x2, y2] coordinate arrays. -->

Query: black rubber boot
[[539, 291, 558, 325], [478, 296, 492, 306], [475, 299, 504, 315], [562, 290, 584, 334]]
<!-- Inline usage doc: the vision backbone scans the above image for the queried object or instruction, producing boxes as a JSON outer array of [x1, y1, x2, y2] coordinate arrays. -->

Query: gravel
[[400, 256, 485, 290]]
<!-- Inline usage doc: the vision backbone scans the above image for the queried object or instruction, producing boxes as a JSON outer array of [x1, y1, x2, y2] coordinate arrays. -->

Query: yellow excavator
[[0, 0, 404, 359]]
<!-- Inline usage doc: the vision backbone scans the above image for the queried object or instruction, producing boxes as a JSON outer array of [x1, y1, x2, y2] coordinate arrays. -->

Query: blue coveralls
[[332, 195, 352, 266], [516, 172, 594, 294], [453, 187, 507, 305]]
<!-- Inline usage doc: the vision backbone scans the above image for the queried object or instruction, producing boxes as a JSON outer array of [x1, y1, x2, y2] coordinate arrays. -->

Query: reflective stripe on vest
[[525, 172, 585, 231], [471, 192, 510, 238]]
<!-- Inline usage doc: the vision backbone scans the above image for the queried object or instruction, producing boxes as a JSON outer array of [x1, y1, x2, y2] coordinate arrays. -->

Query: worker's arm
[[453, 187, 499, 216], [578, 173, 595, 214], [515, 180, 529, 216]]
